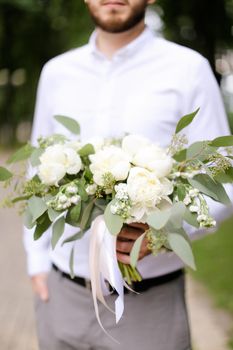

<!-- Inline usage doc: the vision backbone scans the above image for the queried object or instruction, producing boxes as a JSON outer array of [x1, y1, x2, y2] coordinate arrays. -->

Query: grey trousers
[[35, 268, 191, 350]]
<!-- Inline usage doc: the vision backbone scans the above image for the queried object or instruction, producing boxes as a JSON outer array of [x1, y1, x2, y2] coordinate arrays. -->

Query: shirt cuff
[[27, 251, 52, 276]]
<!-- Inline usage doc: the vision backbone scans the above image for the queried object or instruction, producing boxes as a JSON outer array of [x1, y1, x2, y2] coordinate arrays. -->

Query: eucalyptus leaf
[[78, 144, 95, 157], [0, 167, 13, 181], [186, 141, 216, 161], [51, 216, 65, 249], [183, 208, 199, 228], [62, 231, 85, 246], [147, 209, 171, 230], [66, 201, 82, 226], [80, 199, 95, 231], [173, 149, 187, 162], [95, 198, 108, 211], [167, 233, 196, 270], [78, 182, 88, 202], [189, 174, 231, 205], [48, 207, 61, 222], [34, 212, 51, 240], [214, 167, 233, 184], [130, 232, 146, 268], [169, 201, 186, 229], [54, 115, 80, 135], [30, 148, 44, 166], [23, 207, 35, 229], [69, 246, 75, 279], [175, 108, 200, 134], [28, 196, 47, 222], [104, 200, 124, 236], [211, 135, 233, 147], [7, 144, 35, 164]]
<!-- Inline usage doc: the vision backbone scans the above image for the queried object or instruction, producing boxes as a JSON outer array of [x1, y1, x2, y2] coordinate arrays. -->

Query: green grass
[[191, 215, 233, 347]]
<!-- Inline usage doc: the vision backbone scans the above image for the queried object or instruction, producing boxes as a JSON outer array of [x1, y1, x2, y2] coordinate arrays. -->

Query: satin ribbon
[[89, 215, 125, 336]]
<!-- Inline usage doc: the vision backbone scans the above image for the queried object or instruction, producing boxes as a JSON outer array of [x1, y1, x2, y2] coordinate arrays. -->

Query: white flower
[[189, 205, 199, 213], [86, 184, 97, 195], [89, 146, 131, 186], [183, 195, 192, 206], [189, 189, 199, 198], [115, 183, 128, 200], [122, 135, 151, 157], [127, 167, 173, 221], [132, 145, 173, 178], [66, 185, 78, 194], [59, 194, 68, 204], [86, 137, 105, 152], [197, 214, 208, 222], [65, 140, 82, 151], [38, 144, 82, 186], [70, 195, 81, 205]]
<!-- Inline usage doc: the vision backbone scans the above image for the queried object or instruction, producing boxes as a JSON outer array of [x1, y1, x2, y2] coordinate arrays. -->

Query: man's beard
[[87, 3, 147, 33]]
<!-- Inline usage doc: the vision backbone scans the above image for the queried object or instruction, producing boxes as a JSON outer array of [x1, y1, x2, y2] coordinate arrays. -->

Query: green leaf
[[177, 185, 186, 201], [214, 167, 233, 184], [62, 231, 85, 246], [130, 232, 146, 268], [78, 144, 95, 157], [7, 144, 35, 164], [173, 149, 187, 162], [186, 141, 216, 161], [23, 207, 35, 229], [78, 182, 88, 202], [80, 199, 95, 231], [175, 108, 200, 134], [54, 115, 80, 135], [28, 196, 48, 222], [147, 209, 171, 230], [66, 201, 82, 226], [34, 212, 51, 240], [183, 209, 199, 228], [51, 216, 65, 249], [104, 200, 124, 236], [48, 208, 61, 222], [69, 246, 75, 279], [189, 174, 231, 205], [211, 135, 233, 147], [30, 148, 44, 166], [169, 202, 186, 229], [0, 167, 13, 181], [167, 233, 196, 270], [94, 198, 108, 211]]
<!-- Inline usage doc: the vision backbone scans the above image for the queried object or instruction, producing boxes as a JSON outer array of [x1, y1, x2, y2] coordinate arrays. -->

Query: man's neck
[[96, 20, 145, 59]]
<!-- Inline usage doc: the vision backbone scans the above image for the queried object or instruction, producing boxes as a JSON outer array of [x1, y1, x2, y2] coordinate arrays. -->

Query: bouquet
[[1, 109, 233, 330]]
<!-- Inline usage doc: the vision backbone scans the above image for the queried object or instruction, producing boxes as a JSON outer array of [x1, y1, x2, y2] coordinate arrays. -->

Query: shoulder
[[151, 37, 209, 71], [40, 44, 90, 79]]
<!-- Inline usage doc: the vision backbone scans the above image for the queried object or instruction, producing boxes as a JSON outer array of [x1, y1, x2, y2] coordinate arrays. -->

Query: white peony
[[38, 144, 82, 186], [122, 134, 151, 157], [127, 167, 173, 222], [132, 145, 173, 178], [89, 145, 131, 186]]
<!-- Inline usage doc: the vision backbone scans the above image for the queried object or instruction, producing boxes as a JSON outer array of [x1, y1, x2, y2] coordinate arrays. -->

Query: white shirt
[[24, 27, 232, 278]]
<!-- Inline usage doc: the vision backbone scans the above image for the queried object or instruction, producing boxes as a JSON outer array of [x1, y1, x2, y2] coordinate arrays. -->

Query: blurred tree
[[0, 0, 92, 144], [0, 0, 232, 144], [158, 0, 233, 82]]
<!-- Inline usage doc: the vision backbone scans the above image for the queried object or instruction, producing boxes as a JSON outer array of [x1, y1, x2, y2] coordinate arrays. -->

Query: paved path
[[0, 153, 232, 350]]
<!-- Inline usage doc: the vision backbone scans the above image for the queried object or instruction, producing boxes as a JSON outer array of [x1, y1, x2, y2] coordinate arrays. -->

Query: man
[[24, 1, 231, 349]]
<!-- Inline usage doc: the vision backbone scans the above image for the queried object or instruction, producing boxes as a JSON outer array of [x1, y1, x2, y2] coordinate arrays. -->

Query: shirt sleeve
[[182, 56, 233, 238], [23, 64, 53, 276]]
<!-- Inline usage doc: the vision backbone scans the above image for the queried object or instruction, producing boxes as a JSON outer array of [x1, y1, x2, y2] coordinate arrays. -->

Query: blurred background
[[0, 1, 233, 349]]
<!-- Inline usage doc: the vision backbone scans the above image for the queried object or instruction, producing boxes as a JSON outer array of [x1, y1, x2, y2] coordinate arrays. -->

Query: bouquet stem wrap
[[89, 215, 125, 332]]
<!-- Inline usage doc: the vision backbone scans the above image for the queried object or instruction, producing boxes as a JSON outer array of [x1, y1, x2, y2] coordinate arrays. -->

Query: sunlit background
[[0, 1, 233, 349]]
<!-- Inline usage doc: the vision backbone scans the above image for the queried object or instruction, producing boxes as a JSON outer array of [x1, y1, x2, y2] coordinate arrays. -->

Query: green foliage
[[0, 166, 12, 181], [54, 115, 80, 135], [130, 232, 146, 268], [104, 200, 124, 235], [7, 144, 35, 163], [175, 108, 200, 134], [28, 195, 47, 222], [51, 215, 65, 249], [167, 232, 196, 269]]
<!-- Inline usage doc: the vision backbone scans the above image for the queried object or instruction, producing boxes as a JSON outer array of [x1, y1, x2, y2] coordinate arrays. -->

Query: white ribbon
[[89, 215, 125, 335]]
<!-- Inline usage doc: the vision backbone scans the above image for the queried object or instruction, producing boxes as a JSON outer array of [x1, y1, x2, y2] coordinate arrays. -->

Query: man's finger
[[116, 240, 134, 253]]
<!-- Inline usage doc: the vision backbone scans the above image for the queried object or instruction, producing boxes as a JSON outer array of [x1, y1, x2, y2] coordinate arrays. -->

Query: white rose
[[89, 146, 131, 186], [86, 137, 105, 152], [65, 140, 82, 152], [38, 163, 66, 186], [122, 134, 151, 157], [132, 145, 173, 178], [38, 144, 82, 186]]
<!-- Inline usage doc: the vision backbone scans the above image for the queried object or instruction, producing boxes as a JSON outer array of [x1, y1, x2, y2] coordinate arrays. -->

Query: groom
[[25, 1, 231, 349]]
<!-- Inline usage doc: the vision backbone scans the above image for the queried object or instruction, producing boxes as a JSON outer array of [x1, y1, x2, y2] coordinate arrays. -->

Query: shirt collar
[[88, 26, 155, 60]]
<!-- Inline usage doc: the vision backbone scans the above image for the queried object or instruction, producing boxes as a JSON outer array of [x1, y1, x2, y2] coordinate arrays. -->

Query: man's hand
[[31, 273, 49, 301], [116, 222, 150, 264]]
